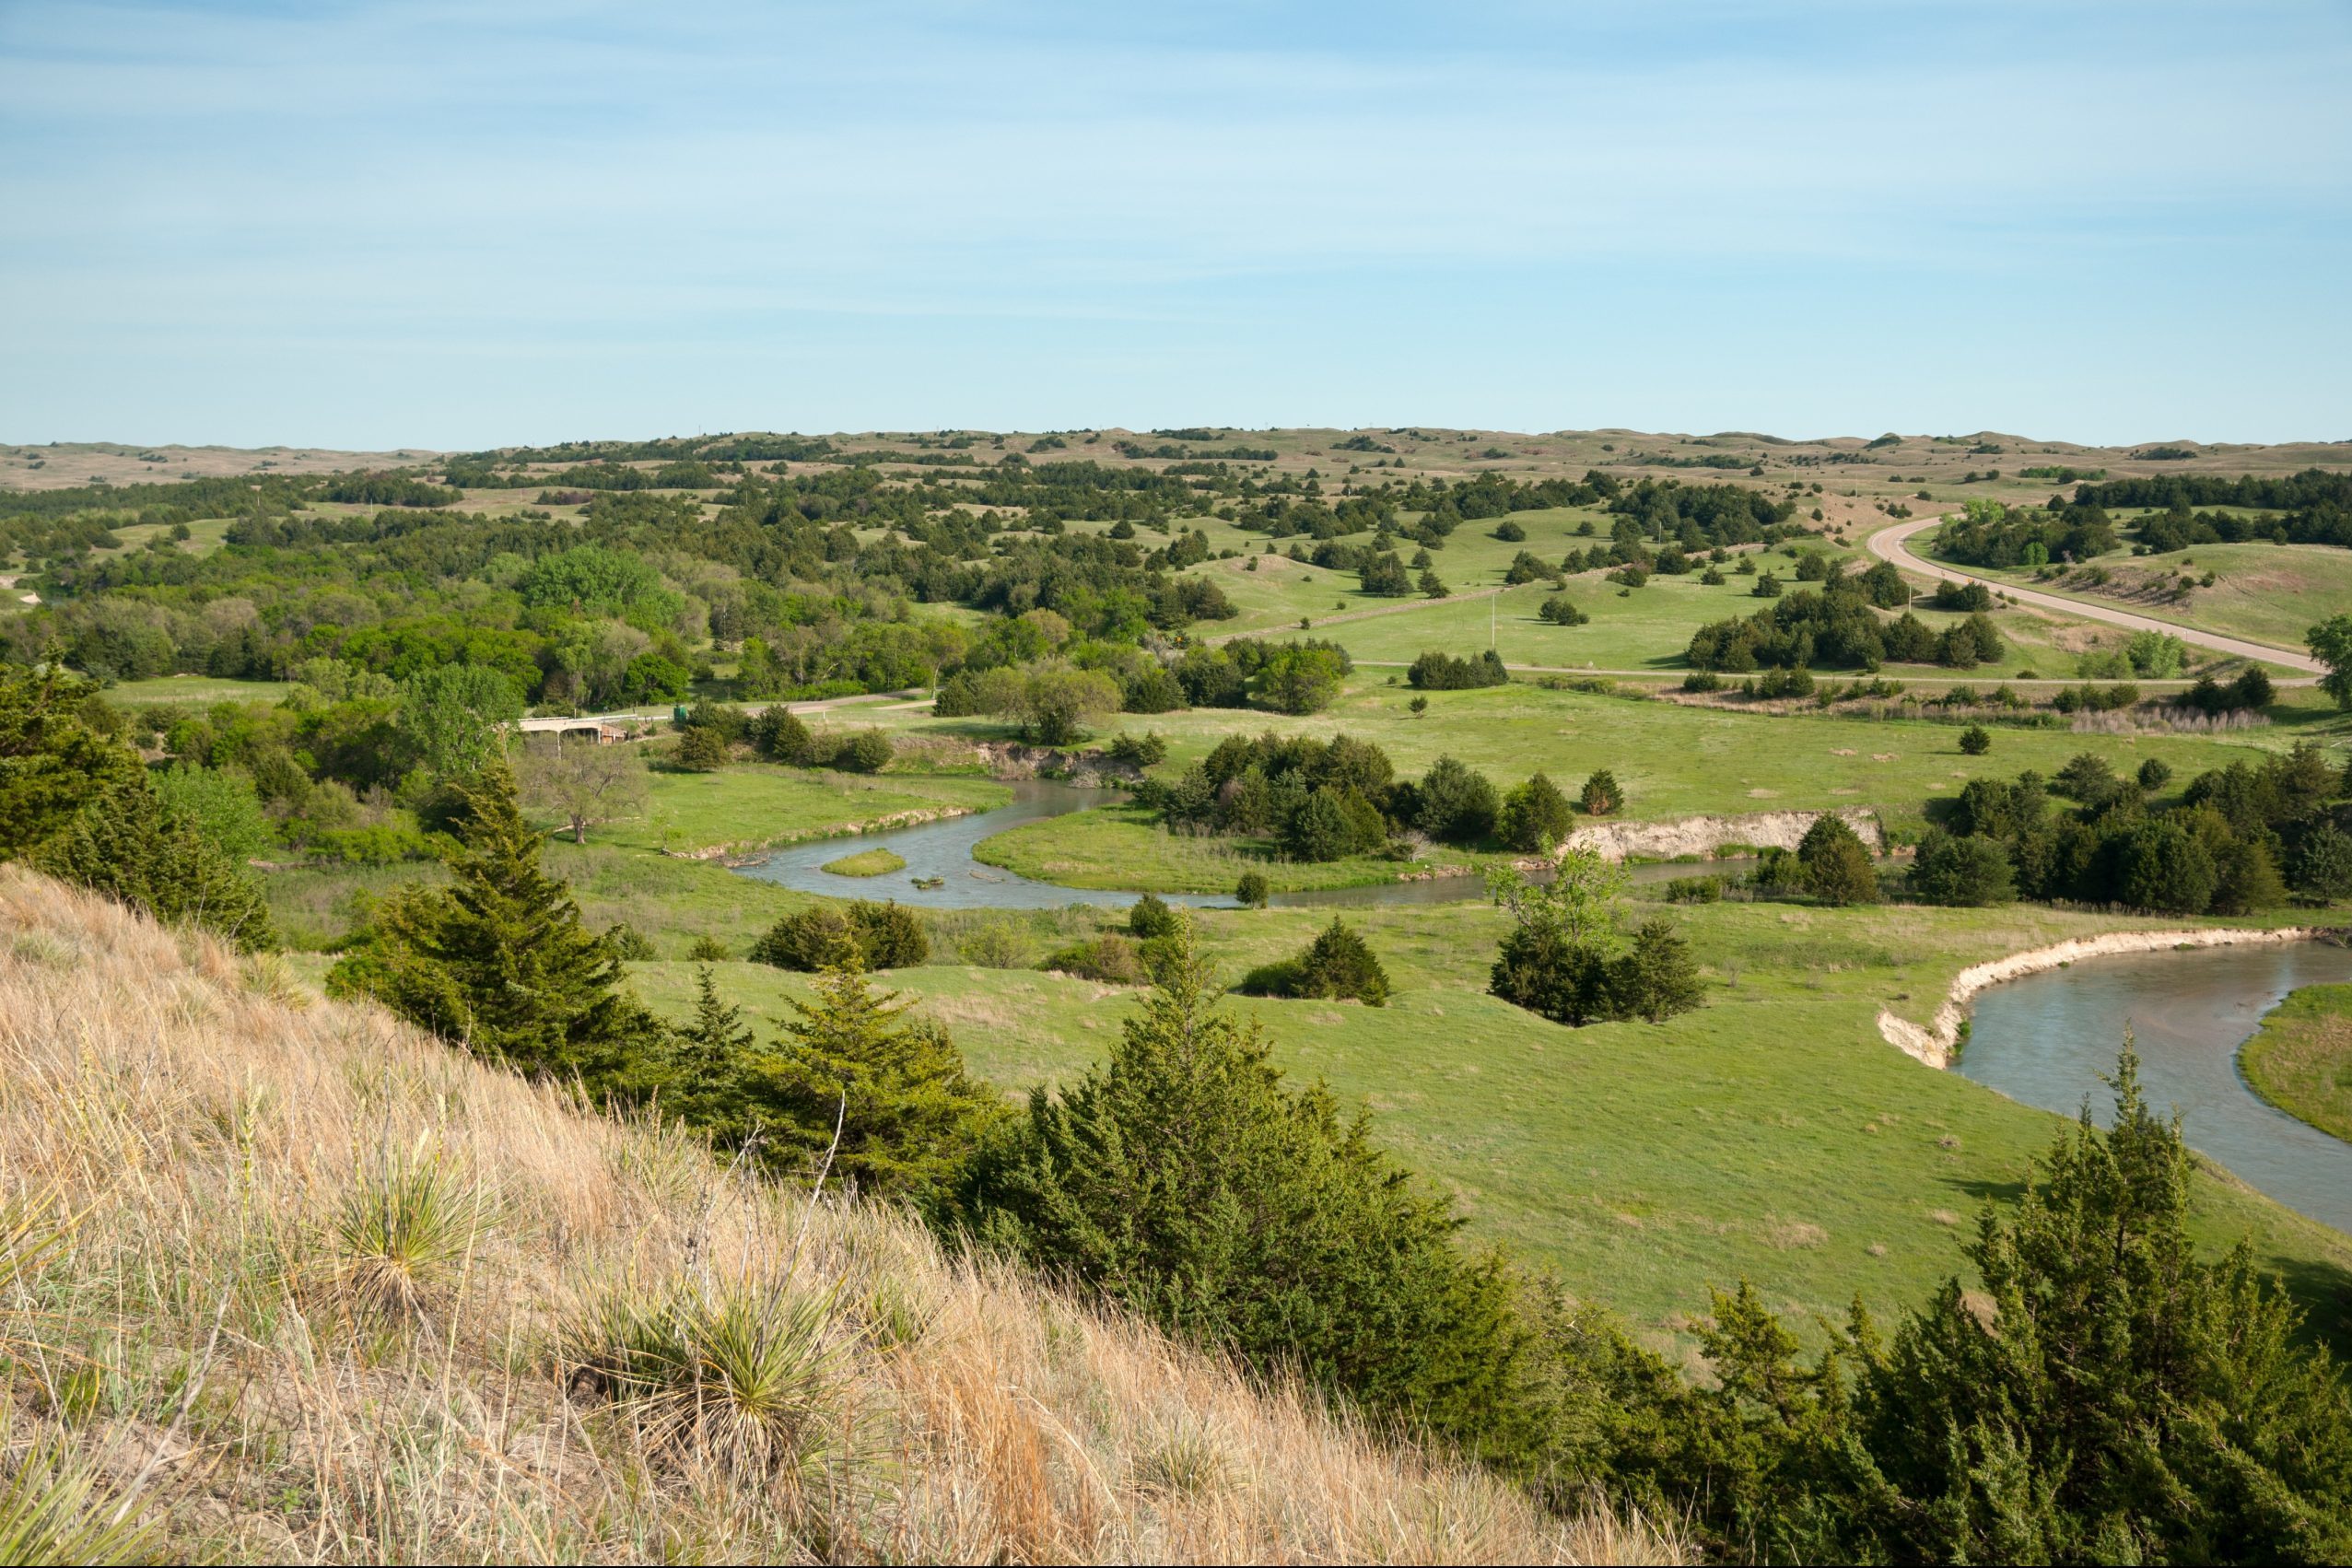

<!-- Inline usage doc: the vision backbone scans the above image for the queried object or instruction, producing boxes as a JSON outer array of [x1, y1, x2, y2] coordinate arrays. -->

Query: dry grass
[[0, 867, 1679, 1564]]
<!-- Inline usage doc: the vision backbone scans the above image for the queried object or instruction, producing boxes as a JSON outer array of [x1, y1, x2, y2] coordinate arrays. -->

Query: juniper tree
[[327, 762, 658, 1082], [753, 959, 1002, 1197]]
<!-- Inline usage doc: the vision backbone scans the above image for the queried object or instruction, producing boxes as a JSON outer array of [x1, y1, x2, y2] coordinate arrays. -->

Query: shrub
[[1127, 892, 1181, 940], [1106, 731, 1167, 768], [605, 922, 658, 960], [750, 706, 814, 763], [749, 900, 930, 971], [1042, 932, 1148, 984], [1681, 671, 1722, 693], [834, 730, 895, 773], [1663, 874, 1723, 904], [673, 725, 729, 771], [1492, 519, 1526, 542], [954, 917, 1026, 967], [1958, 724, 1991, 755], [1499, 772, 1574, 853], [1407, 649, 1509, 690], [1579, 768, 1623, 816], [1281, 785, 1389, 861], [948, 926, 1523, 1457], [1797, 813, 1878, 905], [1238, 919, 1390, 1006], [1234, 871, 1270, 909], [1415, 756, 1500, 843], [2137, 756, 2173, 790], [685, 933, 731, 962], [1538, 595, 1589, 626], [33, 772, 279, 953], [1909, 828, 2016, 907]]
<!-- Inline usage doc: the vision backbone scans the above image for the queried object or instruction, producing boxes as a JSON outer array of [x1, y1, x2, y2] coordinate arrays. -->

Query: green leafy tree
[[1416, 755, 1500, 843], [951, 921, 1527, 1457], [753, 959, 1003, 1197], [2292, 822, 2352, 903], [673, 725, 728, 771], [1234, 870, 1270, 909], [152, 764, 274, 863], [1500, 771, 1574, 853], [2307, 613, 2352, 709], [326, 763, 657, 1081], [398, 663, 523, 778], [1797, 813, 1878, 906], [1255, 645, 1346, 716]]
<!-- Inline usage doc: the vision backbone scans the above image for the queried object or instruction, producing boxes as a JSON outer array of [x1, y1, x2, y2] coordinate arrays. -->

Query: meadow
[[2241, 983, 2352, 1143], [625, 892, 2352, 1359], [1948, 533, 2352, 655]]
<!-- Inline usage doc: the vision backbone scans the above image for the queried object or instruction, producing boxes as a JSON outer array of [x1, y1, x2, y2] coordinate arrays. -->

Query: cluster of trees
[[1487, 855, 1703, 1025], [1146, 733, 1610, 861], [1407, 649, 1509, 689], [1933, 496, 2120, 568], [1689, 579, 2004, 673], [1908, 743, 2351, 913], [2079, 468, 2352, 552]]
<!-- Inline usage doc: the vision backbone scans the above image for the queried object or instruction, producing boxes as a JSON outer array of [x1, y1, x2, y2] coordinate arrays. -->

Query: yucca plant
[[0, 1438, 163, 1566], [329, 1138, 496, 1320], [564, 1279, 842, 1478]]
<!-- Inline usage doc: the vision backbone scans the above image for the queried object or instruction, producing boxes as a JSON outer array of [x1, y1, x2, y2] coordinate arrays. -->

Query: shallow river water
[[1960, 942, 2352, 1235]]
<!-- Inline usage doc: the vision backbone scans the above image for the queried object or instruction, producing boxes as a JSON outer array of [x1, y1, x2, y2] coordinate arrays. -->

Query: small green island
[[819, 847, 907, 878], [2241, 983, 2352, 1144]]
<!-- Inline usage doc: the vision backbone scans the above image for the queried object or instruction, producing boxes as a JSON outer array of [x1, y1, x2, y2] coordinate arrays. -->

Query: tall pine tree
[[750, 958, 1003, 1198], [328, 762, 657, 1082]]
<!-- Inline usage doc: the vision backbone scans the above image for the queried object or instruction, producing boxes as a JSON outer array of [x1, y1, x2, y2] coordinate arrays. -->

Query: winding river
[[729, 781, 1741, 911], [731, 784, 2352, 1234], [1960, 942, 2352, 1234]]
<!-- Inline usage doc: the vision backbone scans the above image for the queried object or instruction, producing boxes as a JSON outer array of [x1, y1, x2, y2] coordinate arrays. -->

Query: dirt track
[[1868, 517, 2323, 673]]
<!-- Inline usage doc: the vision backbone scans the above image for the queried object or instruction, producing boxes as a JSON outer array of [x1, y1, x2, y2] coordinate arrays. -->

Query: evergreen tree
[[1910, 827, 2017, 907], [1798, 813, 1879, 905], [1580, 767, 1624, 816], [0, 664, 144, 860], [952, 920, 1533, 1461], [32, 772, 278, 952], [327, 762, 657, 1081], [1606, 918, 1702, 1023], [663, 964, 756, 1138], [1500, 771, 1574, 852], [753, 958, 1003, 1197]]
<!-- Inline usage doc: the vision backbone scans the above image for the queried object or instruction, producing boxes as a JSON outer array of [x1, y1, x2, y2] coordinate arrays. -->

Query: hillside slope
[[0, 867, 1674, 1564]]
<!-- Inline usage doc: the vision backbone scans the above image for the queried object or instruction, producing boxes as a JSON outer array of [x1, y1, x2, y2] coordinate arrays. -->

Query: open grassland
[[821, 847, 907, 877], [2241, 983, 2352, 1144], [0, 870, 1666, 1564], [1947, 536, 2352, 655], [627, 894, 2352, 1362], [104, 673, 296, 706], [596, 766, 1010, 857]]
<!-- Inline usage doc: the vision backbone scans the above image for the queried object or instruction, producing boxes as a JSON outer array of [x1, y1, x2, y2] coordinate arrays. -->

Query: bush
[[833, 729, 895, 773], [750, 706, 814, 763], [1237, 919, 1390, 1006], [1042, 932, 1149, 984], [1909, 828, 2016, 907], [1106, 730, 1167, 769], [1663, 875, 1723, 904], [1127, 892, 1180, 940], [605, 922, 658, 960], [673, 725, 729, 771], [1491, 519, 1526, 542], [1681, 671, 1722, 693], [948, 928, 1523, 1458], [1797, 813, 1878, 905], [1407, 649, 1509, 690], [1234, 870, 1270, 909], [1579, 768, 1623, 816], [1499, 772, 1574, 853], [953, 916, 1027, 967], [1415, 756, 1500, 843], [1958, 725, 1991, 755], [1538, 595, 1588, 626], [749, 900, 930, 971], [2137, 756, 2173, 790]]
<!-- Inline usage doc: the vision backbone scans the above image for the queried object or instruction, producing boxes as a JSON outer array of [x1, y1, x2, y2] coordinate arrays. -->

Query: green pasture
[[597, 764, 1009, 857], [2240, 984, 2352, 1144], [629, 895, 2352, 1358], [1944, 536, 2352, 656], [105, 674, 295, 706]]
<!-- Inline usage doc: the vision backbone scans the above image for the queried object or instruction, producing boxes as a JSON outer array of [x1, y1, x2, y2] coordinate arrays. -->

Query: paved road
[[1867, 517, 2323, 673]]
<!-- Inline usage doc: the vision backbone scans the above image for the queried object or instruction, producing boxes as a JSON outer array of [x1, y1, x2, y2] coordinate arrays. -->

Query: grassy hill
[[0, 868, 1670, 1563]]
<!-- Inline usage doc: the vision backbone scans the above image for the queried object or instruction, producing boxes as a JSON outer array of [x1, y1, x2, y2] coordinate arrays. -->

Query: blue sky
[[4, 1, 2348, 449]]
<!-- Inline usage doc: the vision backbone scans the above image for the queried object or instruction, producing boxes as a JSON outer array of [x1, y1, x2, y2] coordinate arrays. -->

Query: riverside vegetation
[[8, 435, 2352, 1562]]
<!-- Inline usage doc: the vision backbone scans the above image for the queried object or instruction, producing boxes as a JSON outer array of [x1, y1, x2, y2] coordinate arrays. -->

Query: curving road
[[1868, 517, 2323, 673]]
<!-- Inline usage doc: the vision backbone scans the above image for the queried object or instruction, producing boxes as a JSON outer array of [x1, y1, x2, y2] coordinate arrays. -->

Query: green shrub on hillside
[[1236, 918, 1390, 1007], [749, 900, 929, 971]]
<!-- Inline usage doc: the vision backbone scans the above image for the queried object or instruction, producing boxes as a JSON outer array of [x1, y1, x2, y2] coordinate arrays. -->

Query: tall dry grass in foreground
[[0, 867, 1679, 1564]]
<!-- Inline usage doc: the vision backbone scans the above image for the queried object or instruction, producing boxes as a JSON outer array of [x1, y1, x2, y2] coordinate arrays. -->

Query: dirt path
[[1868, 518, 2323, 673]]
